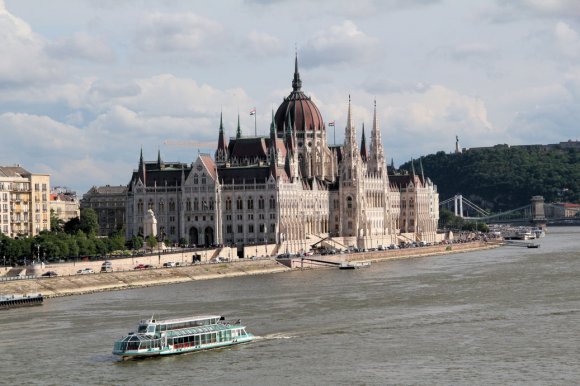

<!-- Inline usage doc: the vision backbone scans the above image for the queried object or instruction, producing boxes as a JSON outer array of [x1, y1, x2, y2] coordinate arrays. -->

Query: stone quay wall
[[0, 241, 500, 298]]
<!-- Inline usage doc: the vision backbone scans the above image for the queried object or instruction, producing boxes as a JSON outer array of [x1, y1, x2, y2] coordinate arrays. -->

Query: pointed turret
[[285, 110, 295, 156], [269, 109, 278, 179], [137, 147, 146, 186], [215, 111, 228, 164], [343, 95, 358, 159], [292, 51, 302, 92], [157, 149, 163, 169], [236, 113, 241, 139], [419, 157, 425, 184], [368, 100, 387, 178], [360, 123, 368, 163]]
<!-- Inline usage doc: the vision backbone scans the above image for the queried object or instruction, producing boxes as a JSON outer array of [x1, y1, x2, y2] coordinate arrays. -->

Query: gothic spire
[[292, 51, 302, 92], [344, 95, 358, 157], [157, 148, 163, 169], [236, 113, 241, 139], [269, 110, 278, 179], [215, 111, 228, 163], [369, 100, 387, 177], [270, 109, 276, 137], [138, 147, 146, 185], [285, 108, 295, 155], [360, 123, 368, 162]]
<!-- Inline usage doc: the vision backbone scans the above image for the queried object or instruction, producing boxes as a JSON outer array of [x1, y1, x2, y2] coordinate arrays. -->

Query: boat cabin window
[[137, 324, 147, 333], [146, 324, 156, 335]]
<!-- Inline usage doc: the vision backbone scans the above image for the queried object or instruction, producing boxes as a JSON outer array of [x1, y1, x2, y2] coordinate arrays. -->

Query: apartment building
[[0, 165, 51, 237]]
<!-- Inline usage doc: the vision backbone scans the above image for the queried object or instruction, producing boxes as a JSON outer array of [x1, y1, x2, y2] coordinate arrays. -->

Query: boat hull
[[0, 294, 44, 310], [114, 335, 255, 359]]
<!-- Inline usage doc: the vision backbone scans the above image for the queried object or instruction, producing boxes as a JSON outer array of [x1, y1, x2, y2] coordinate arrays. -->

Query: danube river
[[2, 227, 580, 385]]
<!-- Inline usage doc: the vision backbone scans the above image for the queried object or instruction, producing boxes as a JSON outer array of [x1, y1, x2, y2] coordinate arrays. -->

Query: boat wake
[[255, 333, 295, 340]]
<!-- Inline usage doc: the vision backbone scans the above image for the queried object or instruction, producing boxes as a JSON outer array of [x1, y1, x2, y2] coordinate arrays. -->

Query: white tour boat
[[112, 314, 254, 359]]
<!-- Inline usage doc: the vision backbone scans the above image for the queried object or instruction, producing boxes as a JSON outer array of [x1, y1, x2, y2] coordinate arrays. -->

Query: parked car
[[134, 264, 146, 270], [41, 271, 58, 277], [163, 261, 176, 267], [100, 261, 113, 272], [77, 268, 94, 275]]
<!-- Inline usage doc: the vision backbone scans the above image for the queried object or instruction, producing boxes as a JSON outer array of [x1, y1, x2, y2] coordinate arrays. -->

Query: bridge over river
[[440, 195, 580, 226]]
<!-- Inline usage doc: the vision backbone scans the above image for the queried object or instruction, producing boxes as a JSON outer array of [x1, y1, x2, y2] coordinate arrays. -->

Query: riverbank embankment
[[0, 241, 500, 298]]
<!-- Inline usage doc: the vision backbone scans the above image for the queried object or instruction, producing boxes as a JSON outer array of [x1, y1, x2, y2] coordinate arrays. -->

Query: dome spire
[[292, 51, 302, 92]]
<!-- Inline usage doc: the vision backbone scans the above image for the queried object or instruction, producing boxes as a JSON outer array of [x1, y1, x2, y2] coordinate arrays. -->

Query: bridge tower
[[531, 195, 547, 228], [454, 194, 464, 217]]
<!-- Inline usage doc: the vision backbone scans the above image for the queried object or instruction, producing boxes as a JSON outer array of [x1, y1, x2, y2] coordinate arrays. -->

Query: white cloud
[[47, 32, 115, 63], [0, 112, 89, 152], [554, 21, 580, 59], [487, 0, 580, 22], [362, 78, 431, 95], [301, 20, 379, 68], [377, 86, 497, 158], [242, 30, 285, 58], [0, 3, 62, 85], [134, 12, 225, 59]]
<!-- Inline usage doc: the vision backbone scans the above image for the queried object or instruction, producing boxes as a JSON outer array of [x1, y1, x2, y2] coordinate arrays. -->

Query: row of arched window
[[224, 195, 276, 211], [137, 199, 176, 212], [185, 197, 214, 211]]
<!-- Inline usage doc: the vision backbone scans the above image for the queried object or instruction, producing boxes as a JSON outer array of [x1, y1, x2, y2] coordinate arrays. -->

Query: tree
[[146, 235, 157, 250], [127, 235, 143, 250], [80, 208, 99, 235], [50, 209, 64, 232], [64, 217, 81, 234]]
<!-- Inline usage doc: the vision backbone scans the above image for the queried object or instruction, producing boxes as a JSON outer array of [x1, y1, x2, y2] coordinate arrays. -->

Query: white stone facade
[[125, 59, 440, 255]]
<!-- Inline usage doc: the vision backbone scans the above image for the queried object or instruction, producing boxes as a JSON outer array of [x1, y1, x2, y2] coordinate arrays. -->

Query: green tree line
[[401, 145, 580, 212], [0, 208, 143, 266]]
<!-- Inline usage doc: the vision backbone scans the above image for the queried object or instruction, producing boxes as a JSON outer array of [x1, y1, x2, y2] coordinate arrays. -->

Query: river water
[[2, 227, 580, 385]]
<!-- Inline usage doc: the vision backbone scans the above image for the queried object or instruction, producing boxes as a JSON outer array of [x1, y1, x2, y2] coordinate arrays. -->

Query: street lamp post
[[264, 226, 267, 257]]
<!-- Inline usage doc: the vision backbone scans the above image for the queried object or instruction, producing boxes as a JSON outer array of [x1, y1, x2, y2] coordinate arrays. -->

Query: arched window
[[225, 197, 232, 210], [193, 174, 198, 184], [159, 200, 165, 213], [137, 200, 143, 212], [148, 200, 154, 210], [209, 198, 214, 210], [201, 174, 206, 184], [347, 196, 353, 209], [169, 199, 176, 212], [186, 198, 191, 211], [247, 197, 254, 210], [269, 196, 275, 210], [193, 198, 199, 211], [237, 196, 243, 210], [258, 196, 264, 210]]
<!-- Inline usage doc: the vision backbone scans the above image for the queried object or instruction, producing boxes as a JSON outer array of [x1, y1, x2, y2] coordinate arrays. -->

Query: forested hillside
[[400, 144, 580, 212]]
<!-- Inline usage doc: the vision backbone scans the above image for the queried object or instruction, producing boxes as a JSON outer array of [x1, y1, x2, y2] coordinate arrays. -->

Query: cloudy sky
[[1, 0, 579, 195]]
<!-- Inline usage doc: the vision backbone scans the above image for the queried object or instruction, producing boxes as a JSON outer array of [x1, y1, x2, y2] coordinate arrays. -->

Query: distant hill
[[399, 143, 580, 212]]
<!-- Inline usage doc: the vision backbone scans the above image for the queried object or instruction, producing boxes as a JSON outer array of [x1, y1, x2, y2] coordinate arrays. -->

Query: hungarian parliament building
[[124, 57, 440, 255]]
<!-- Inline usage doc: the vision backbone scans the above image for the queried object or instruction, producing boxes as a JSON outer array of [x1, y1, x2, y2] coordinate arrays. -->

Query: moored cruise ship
[[112, 314, 254, 359]]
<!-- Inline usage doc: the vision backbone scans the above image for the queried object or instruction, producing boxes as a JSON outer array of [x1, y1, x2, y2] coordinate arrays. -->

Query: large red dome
[[274, 56, 325, 135]]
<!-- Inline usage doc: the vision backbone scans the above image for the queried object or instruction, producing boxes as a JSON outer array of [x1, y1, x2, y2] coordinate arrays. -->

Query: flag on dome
[[328, 120, 335, 127], [250, 108, 256, 115]]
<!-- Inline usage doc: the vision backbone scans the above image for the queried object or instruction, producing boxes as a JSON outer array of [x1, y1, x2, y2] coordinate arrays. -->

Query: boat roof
[[140, 315, 221, 325], [165, 323, 244, 338]]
